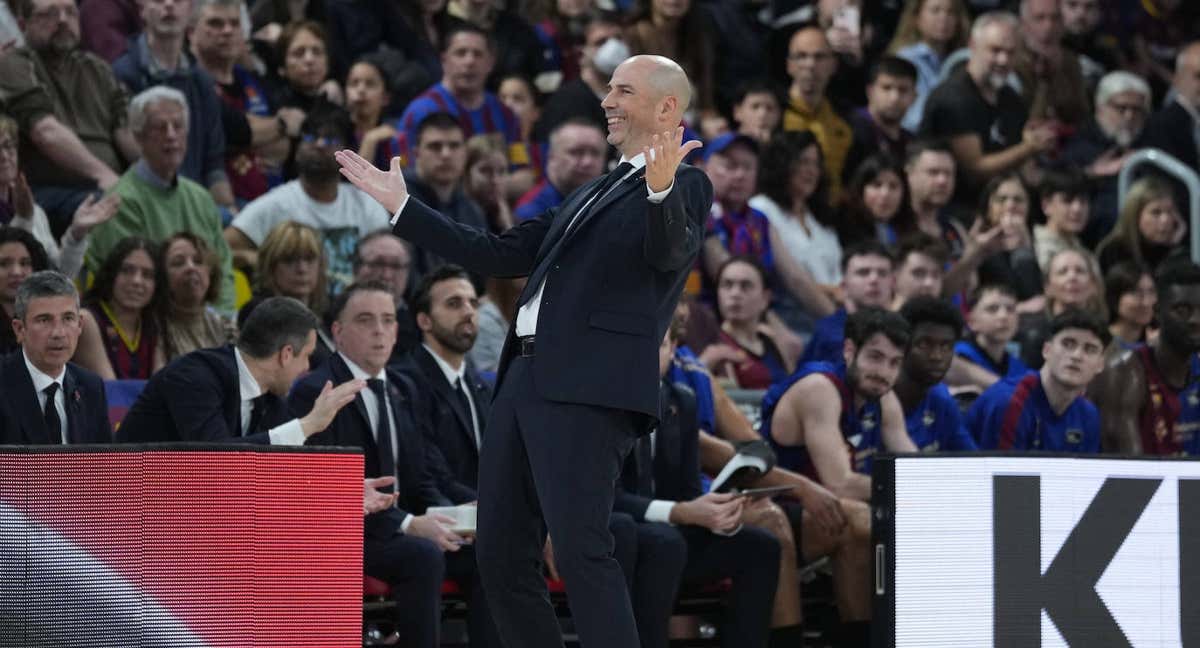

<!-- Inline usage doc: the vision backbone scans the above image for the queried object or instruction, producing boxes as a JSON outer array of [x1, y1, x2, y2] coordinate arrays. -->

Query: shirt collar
[[619, 153, 648, 172], [134, 159, 177, 190], [234, 347, 263, 403], [23, 350, 64, 393], [339, 352, 387, 382], [423, 343, 466, 386]]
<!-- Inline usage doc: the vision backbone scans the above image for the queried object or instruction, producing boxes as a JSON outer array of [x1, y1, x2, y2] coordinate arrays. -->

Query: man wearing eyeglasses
[[782, 25, 852, 202], [226, 105, 391, 292], [352, 230, 421, 359]]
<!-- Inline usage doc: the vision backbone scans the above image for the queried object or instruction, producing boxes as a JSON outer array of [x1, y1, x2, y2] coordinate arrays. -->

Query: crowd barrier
[[872, 453, 1200, 647], [0, 445, 364, 647]]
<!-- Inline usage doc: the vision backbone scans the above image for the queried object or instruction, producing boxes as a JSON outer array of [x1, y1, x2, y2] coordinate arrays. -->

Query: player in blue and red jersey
[[970, 309, 1109, 452], [893, 296, 977, 452], [762, 308, 916, 501], [1093, 260, 1200, 455]]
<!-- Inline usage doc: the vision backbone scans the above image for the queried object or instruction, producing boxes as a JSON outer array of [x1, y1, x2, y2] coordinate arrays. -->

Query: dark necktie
[[246, 395, 267, 436], [367, 378, 398, 492], [454, 377, 478, 448], [518, 162, 635, 307], [43, 383, 63, 444]]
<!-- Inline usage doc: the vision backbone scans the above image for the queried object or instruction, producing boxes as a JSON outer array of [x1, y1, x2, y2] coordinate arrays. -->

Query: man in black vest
[[338, 54, 713, 648]]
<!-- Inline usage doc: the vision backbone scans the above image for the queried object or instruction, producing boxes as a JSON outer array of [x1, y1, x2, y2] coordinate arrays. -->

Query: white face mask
[[593, 38, 631, 77]]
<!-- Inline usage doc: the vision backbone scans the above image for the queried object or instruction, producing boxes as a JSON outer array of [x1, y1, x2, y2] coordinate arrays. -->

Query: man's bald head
[[626, 54, 693, 115], [1175, 41, 1200, 110], [601, 54, 693, 155]]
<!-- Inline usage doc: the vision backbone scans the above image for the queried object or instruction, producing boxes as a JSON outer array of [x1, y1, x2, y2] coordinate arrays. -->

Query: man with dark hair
[[947, 283, 1028, 392], [798, 240, 894, 365], [895, 296, 976, 452], [0, 270, 110, 444], [112, 0, 234, 213], [782, 25, 852, 201], [404, 112, 488, 283], [291, 280, 501, 648], [398, 24, 532, 195], [0, 0, 138, 233], [116, 296, 363, 444], [0, 226, 50, 354], [225, 105, 391, 290], [1033, 169, 1091, 271], [971, 309, 1108, 451], [730, 79, 782, 144], [339, 52, 712, 647], [891, 233, 948, 310], [842, 56, 917, 184], [515, 119, 607, 221], [401, 264, 489, 504], [1092, 261, 1200, 455], [763, 307, 917, 501]]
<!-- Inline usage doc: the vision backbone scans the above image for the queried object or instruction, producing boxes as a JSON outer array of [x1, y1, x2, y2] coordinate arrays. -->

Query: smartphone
[[833, 5, 860, 37]]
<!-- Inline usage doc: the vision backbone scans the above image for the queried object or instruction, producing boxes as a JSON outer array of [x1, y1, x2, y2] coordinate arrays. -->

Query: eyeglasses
[[787, 51, 833, 63], [300, 134, 345, 148], [361, 260, 409, 272], [1105, 101, 1146, 117]]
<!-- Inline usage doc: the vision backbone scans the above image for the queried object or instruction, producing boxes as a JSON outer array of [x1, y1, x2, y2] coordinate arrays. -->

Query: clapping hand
[[336, 150, 409, 215], [68, 191, 121, 240], [644, 126, 702, 193]]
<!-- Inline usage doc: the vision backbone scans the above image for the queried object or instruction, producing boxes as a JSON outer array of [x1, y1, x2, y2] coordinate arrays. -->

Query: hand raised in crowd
[[336, 150, 409, 215], [363, 476, 398, 515], [1086, 147, 1131, 177], [408, 512, 468, 552], [965, 217, 1007, 258], [68, 192, 121, 240], [4, 172, 34, 220], [644, 126, 702, 193], [1022, 120, 1059, 154], [276, 107, 306, 139], [318, 79, 344, 106], [670, 491, 745, 534], [300, 379, 366, 437]]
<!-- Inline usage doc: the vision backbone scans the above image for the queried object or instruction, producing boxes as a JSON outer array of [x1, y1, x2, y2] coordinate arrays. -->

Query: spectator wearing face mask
[[532, 13, 624, 147]]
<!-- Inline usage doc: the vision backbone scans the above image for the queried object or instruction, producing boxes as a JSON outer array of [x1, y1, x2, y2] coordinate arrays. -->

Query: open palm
[[335, 150, 409, 214]]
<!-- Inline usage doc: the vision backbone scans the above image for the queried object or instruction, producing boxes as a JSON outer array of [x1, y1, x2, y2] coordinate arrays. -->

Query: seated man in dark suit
[[115, 296, 362, 444], [0, 270, 110, 445], [291, 280, 500, 648], [615, 324, 781, 648]]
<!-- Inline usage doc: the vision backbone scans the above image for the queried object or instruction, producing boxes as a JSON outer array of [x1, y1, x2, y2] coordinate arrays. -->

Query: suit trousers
[[679, 525, 780, 648], [475, 356, 640, 647]]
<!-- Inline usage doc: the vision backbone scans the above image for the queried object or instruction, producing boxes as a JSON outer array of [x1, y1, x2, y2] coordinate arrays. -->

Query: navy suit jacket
[[115, 346, 293, 443], [290, 352, 451, 540], [1138, 100, 1199, 172], [614, 381, 701, 522], [396, 345, 490, 503], [392, 163, 712, 427], [0, 352, 111, 445]]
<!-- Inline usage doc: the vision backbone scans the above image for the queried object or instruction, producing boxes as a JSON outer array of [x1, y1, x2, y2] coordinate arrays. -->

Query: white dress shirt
[[234, 348, 305, 445], [339, 353, 412, 532], [422, 344, 480, 448], [642, 429, 677, 524], [24, 352, 66, 444], [390, 153, 676, 337]]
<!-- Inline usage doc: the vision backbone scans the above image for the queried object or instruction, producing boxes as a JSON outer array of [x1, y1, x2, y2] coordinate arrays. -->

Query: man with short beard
[[225, 106, 391, 291], [893, 296, 976, 452], [0, 0, 139, 235], [1060, 71, 1152, 247], [919, 11, 1057, 202], [762, 308, 917, 502]]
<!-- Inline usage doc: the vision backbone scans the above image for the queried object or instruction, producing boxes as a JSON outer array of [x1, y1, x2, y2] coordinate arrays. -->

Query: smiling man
[[338, 53, 712, 648], [0, 271, 110, 444], [970, 309, 1109, 452]]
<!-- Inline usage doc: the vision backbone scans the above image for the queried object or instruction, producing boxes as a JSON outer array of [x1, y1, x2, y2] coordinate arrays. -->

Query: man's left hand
[[644, 126, 702, 193], [363, 476, 398, 515]]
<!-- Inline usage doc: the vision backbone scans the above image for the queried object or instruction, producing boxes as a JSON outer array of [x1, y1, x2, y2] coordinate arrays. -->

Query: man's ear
[[842, 337, 856, 367], [11, 318, 23, 345], [278, 343, 294, 367], [415, 311, 431, 333]]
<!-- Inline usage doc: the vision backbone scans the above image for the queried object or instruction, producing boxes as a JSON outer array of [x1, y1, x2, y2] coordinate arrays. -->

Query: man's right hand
[[407, 513, 466, 552], [670, 491, 744, 533], [335, 150, 409, 215], [1022, 121, 1058, 154], [299, 379, 365, 437]]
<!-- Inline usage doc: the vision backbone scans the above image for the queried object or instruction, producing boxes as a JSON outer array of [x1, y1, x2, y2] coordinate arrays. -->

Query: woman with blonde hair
[[1015, 248, 1108, 369], [887, 0, 971, 131], [1096, 177, 1186, 275], [254, 221, 329, 317]]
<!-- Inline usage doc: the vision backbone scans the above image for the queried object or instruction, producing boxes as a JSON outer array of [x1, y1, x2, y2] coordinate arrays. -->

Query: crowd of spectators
[[3, 0, 1200, 645]]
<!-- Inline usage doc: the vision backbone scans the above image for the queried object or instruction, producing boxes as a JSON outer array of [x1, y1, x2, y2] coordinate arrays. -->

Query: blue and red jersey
[[953, 337, 1030, 381], [397, 83, 530, 169], [969, 372, 1100, 453], [1135, 346, 1200, 456], [904, 383, 977, 452], [515, 178, 565, 221], [760, 362, 885, 478]]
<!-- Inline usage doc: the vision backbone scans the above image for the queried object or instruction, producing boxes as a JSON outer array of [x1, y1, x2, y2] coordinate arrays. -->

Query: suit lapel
[[62, 367, 79, 445], [417, 347, 473, 448], [331, 354, 373, 437], [533, 174, 607, 262], [561, 168, 645, 247], [219, 347, 245, 435], [8, 355, 49, 444]]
